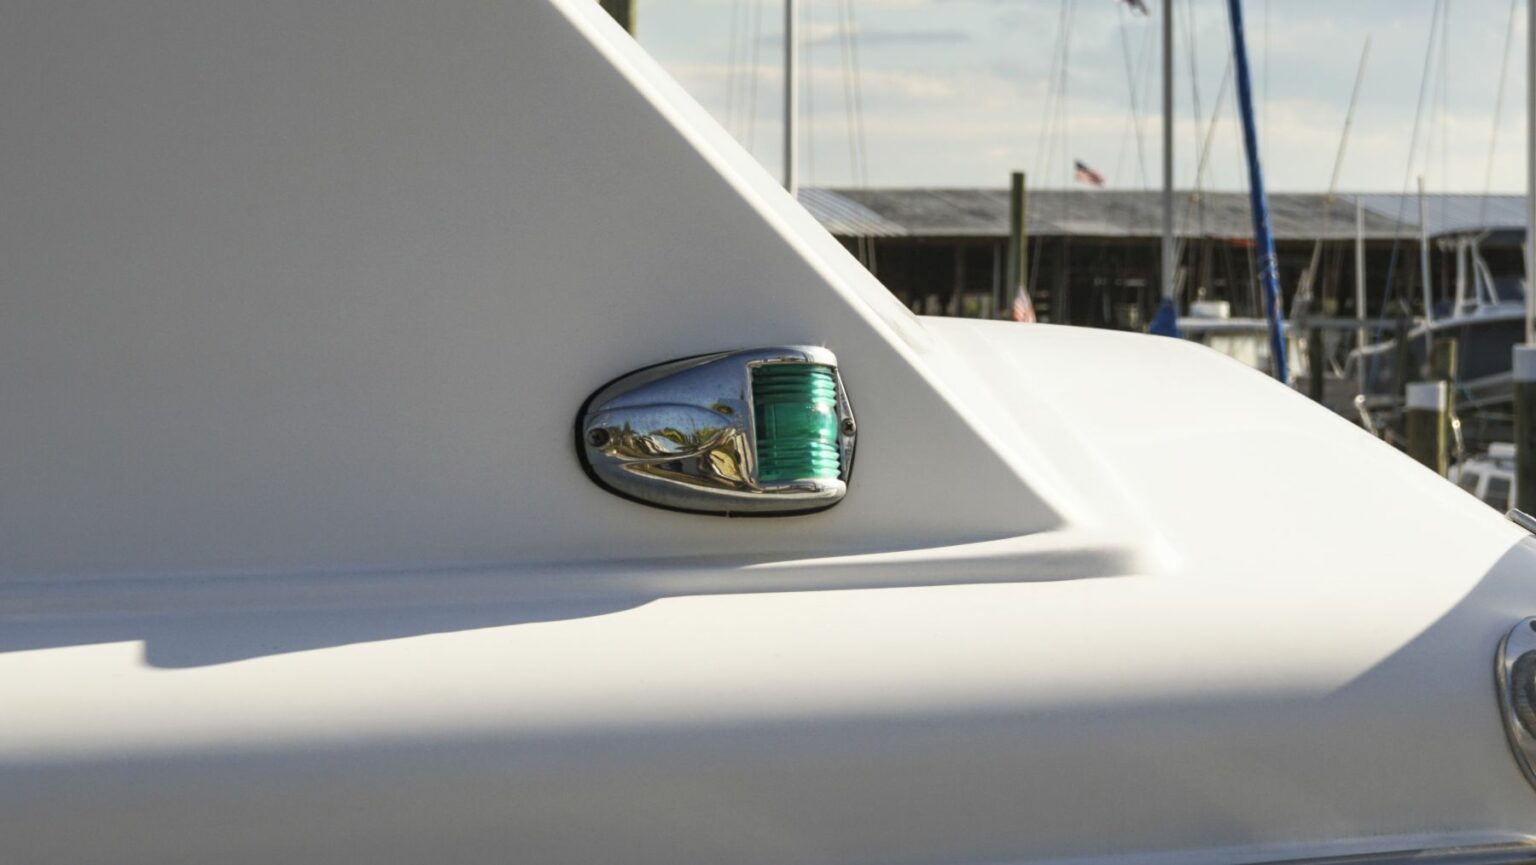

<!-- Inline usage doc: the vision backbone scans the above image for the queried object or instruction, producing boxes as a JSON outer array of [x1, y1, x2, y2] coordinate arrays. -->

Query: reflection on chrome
[[1497, 617, 1536, 793], [577, 347, 855, 515]]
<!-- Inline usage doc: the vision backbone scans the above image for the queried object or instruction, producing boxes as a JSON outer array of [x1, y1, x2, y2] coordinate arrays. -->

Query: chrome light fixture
[[1496, 617, 1536, 788], [576, 347, 856, 516]]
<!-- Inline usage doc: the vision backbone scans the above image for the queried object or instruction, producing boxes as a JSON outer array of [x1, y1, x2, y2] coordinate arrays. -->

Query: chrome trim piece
[[1266, 842, 1536, 865], [1508, 510, 1536, 537], [577, 346, 855, 516], [1497, 617, 1536, 791]]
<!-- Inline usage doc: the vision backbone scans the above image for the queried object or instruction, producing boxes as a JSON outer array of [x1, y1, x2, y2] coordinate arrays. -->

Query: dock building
[[802, 189, 1527, 329]]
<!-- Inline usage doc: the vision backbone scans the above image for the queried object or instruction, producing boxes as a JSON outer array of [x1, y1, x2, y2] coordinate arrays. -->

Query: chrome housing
[[1497, 617, 1536, 790], [577, 346, 856, 515]]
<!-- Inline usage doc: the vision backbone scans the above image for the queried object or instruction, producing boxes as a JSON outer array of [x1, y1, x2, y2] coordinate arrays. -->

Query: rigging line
[[805, 0, 816, 189], [1043, 0, 1077, 187], [1030, 0, 1075, 307], [1431, 0, 1443, 196], [836, 0, 859, 185], [1060, 0, 1076, 191], [1381, 0, 1445, 317], [1056, 0, 1081, 189], [1173, 57, 1232, 291], [1262, 0, 1270, 160], [1181, 0, 1204, 174], [745, 0, 767, 153], [1135, 18, 1156, 190], [1031, 9, 1061, 179], [829, 0, 867, 258], [1033, 0, 1071, 180], [1111, 17, 1156, 190], [1044, 0, 1076, 184], [1195, 60, 1232, 206], [841, 0, 869, 187], [1327, 38, 1372, 200], [1041, 55, 1063, 186], [1296, 36, 1371, 312], [1113, 2, 1150, 190], [1481, 0, 1519, 227], [1056, 0, 1077, 323], [1435, 0, 1449, 233], [1029, 8, 1068, 302], [1118, 1, 1142, 184], [726, 0, 745, 136], [1178, 58, 1233, 241], [1179, 0, 1203, 260]]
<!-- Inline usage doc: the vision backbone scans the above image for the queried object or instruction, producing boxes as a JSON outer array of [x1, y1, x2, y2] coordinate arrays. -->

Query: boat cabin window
[[1493, 276, 1526, 303], [1457, 471, 1482, 495], [1487, 476, 1513, 509]]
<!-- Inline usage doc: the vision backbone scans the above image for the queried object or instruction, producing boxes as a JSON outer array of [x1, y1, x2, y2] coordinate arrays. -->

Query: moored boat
[[1350, 230, 1526, 445]]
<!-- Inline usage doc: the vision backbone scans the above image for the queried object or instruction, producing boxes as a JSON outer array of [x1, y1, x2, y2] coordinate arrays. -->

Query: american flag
[[1009, 285, 1037, 323], [1118, 0, 1150, 14], [1073, 160, 1106, 188]]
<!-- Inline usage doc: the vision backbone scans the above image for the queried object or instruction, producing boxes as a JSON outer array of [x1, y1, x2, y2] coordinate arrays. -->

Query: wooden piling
[[1307, 327, 1325, 402], [1405, 381, 1448, 476], [1430, 337, 1457, 383], [1005, 172, 1028, 315], [1430, 336, 1458, 459], [1515, 346, 1536, 510]]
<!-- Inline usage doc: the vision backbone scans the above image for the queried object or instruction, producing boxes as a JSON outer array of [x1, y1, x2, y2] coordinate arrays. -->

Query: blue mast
[[1224, 0, 1290, 382]]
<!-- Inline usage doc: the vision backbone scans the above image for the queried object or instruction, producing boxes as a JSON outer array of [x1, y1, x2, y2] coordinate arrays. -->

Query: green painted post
[[1405, 381, 1448, 476]]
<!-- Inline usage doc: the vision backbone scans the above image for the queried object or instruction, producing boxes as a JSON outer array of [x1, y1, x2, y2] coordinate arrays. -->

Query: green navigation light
[[752, 364, 842, 483], [579, 346, 853, 515]]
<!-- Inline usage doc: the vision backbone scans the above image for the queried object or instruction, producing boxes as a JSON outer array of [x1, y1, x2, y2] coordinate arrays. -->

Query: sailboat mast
[[1225, 0, 1289, 382], [784, 0, 798, 196], [1516, 0, 1536, 512], [1161, 0, 1174, 306], [1356, 197, 1368, 394], [1147, 0, 1182, 338]]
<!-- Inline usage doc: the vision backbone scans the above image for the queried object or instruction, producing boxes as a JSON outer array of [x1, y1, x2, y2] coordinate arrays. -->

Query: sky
[[631, 0, 1530, 192]]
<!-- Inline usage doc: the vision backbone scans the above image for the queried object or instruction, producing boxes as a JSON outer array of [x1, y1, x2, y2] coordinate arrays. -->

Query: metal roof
[[794, 188, 908, 237], [799, 188, 1527, 241], [1352, 193, 1528, 236]]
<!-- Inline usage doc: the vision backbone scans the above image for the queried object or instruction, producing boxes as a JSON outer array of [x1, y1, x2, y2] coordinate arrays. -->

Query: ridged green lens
[[752, 364, 841, 483]]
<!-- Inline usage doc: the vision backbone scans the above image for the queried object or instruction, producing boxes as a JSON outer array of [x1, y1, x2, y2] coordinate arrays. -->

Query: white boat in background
[[3, 2, 1536, 864], [1178, 301, 1306, 374], [1452, 443, 1517, 511]]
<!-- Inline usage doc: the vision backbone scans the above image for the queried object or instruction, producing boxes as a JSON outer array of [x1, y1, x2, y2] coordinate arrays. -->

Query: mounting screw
[[586, 428, 611, 448], [840, 418, 857, 437]]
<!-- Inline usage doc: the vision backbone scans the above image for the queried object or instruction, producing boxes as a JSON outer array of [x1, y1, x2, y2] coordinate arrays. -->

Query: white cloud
[[638, 0, 1532, 191]]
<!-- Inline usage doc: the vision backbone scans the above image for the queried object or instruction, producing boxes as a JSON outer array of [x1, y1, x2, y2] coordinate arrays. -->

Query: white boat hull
[[1, 1, 1533, 862]]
